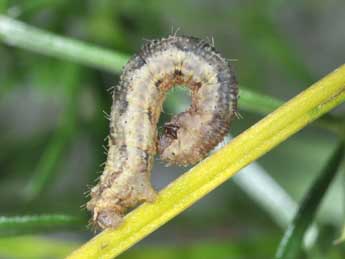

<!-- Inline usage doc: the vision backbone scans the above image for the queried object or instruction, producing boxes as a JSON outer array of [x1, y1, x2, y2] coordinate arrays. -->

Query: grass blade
[[239, 87, 345, 135], [239, 87, 282, 114], [0, 16, 344, 135], [215, 135, 300, 228], [0, 214, 86, 236], [215, 135, 319, 248], [0, 15, 129, 73], [275, 141, 345, 259]]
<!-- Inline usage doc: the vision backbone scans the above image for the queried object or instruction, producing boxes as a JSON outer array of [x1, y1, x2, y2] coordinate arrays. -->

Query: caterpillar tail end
[[88, 183, 157, 230]]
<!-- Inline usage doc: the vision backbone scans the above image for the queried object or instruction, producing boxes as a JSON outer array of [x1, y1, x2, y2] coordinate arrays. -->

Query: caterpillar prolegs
[[86, 35, 238, 229]]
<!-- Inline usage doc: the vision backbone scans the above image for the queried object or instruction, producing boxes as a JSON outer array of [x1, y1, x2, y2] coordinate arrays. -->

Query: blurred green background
[[0, 0, 345, 258]]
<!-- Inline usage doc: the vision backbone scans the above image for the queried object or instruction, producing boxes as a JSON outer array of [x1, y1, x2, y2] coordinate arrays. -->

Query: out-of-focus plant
[[276, 142, 345, 259], [0, 8, 345, 259]]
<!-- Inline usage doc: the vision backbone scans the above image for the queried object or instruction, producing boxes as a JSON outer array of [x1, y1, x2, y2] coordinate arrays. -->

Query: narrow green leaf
[[0, 15, 129, 73], [239, 87, 345, 136], [0, 16, 344, 136], [275, 141, 345, 259], [0, 214, 86, 236], [239, 87, 282, 114]]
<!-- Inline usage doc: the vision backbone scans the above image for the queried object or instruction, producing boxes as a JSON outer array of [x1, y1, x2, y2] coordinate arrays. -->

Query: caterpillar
[[86, 35, 238, 229]]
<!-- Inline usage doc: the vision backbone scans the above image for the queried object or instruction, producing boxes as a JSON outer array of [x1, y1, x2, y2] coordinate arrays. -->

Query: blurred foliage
[[0, 0, 345, 259], [0, 214, 86, 236], [276, 142, 345, 259], [0, 236, 78, 259]]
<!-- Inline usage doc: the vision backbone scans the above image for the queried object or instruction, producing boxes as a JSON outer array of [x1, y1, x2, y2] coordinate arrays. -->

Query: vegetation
[[0, 1, 344, 259]]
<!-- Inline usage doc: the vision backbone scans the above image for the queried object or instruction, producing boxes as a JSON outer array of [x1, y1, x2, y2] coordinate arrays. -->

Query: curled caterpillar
[[86, 35, 238, 229]]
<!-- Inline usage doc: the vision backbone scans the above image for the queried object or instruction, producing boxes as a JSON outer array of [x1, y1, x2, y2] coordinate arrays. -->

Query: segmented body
[[86, 35, 238, 229]]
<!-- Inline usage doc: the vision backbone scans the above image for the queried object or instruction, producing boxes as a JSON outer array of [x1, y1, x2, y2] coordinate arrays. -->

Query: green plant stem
[[275, 141, 345, 259], [0, 214, 86, 236], [0, 15, 129, 73], [0, 15, 344, 136], [239, 87, 345, 136], [238, 87, 282, 114]]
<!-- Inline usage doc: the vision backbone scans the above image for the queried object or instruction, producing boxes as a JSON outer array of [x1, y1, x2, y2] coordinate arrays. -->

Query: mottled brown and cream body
[[87, 36, 238, 229]]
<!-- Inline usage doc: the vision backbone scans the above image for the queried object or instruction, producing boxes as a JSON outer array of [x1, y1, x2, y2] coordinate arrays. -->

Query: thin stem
[[239, 87, 282, 114], [0, 15, 343, 136], [0, 214, 86, 236], [239, 87, 345, 136], [0, 15, 129, 73], [275, 141, 345, 259]]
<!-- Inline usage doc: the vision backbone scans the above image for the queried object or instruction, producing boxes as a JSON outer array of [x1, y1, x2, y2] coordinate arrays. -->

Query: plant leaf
[[0, 16, 343, 135], [0, 214, 86, 236], [275, 141, 345, 259]]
